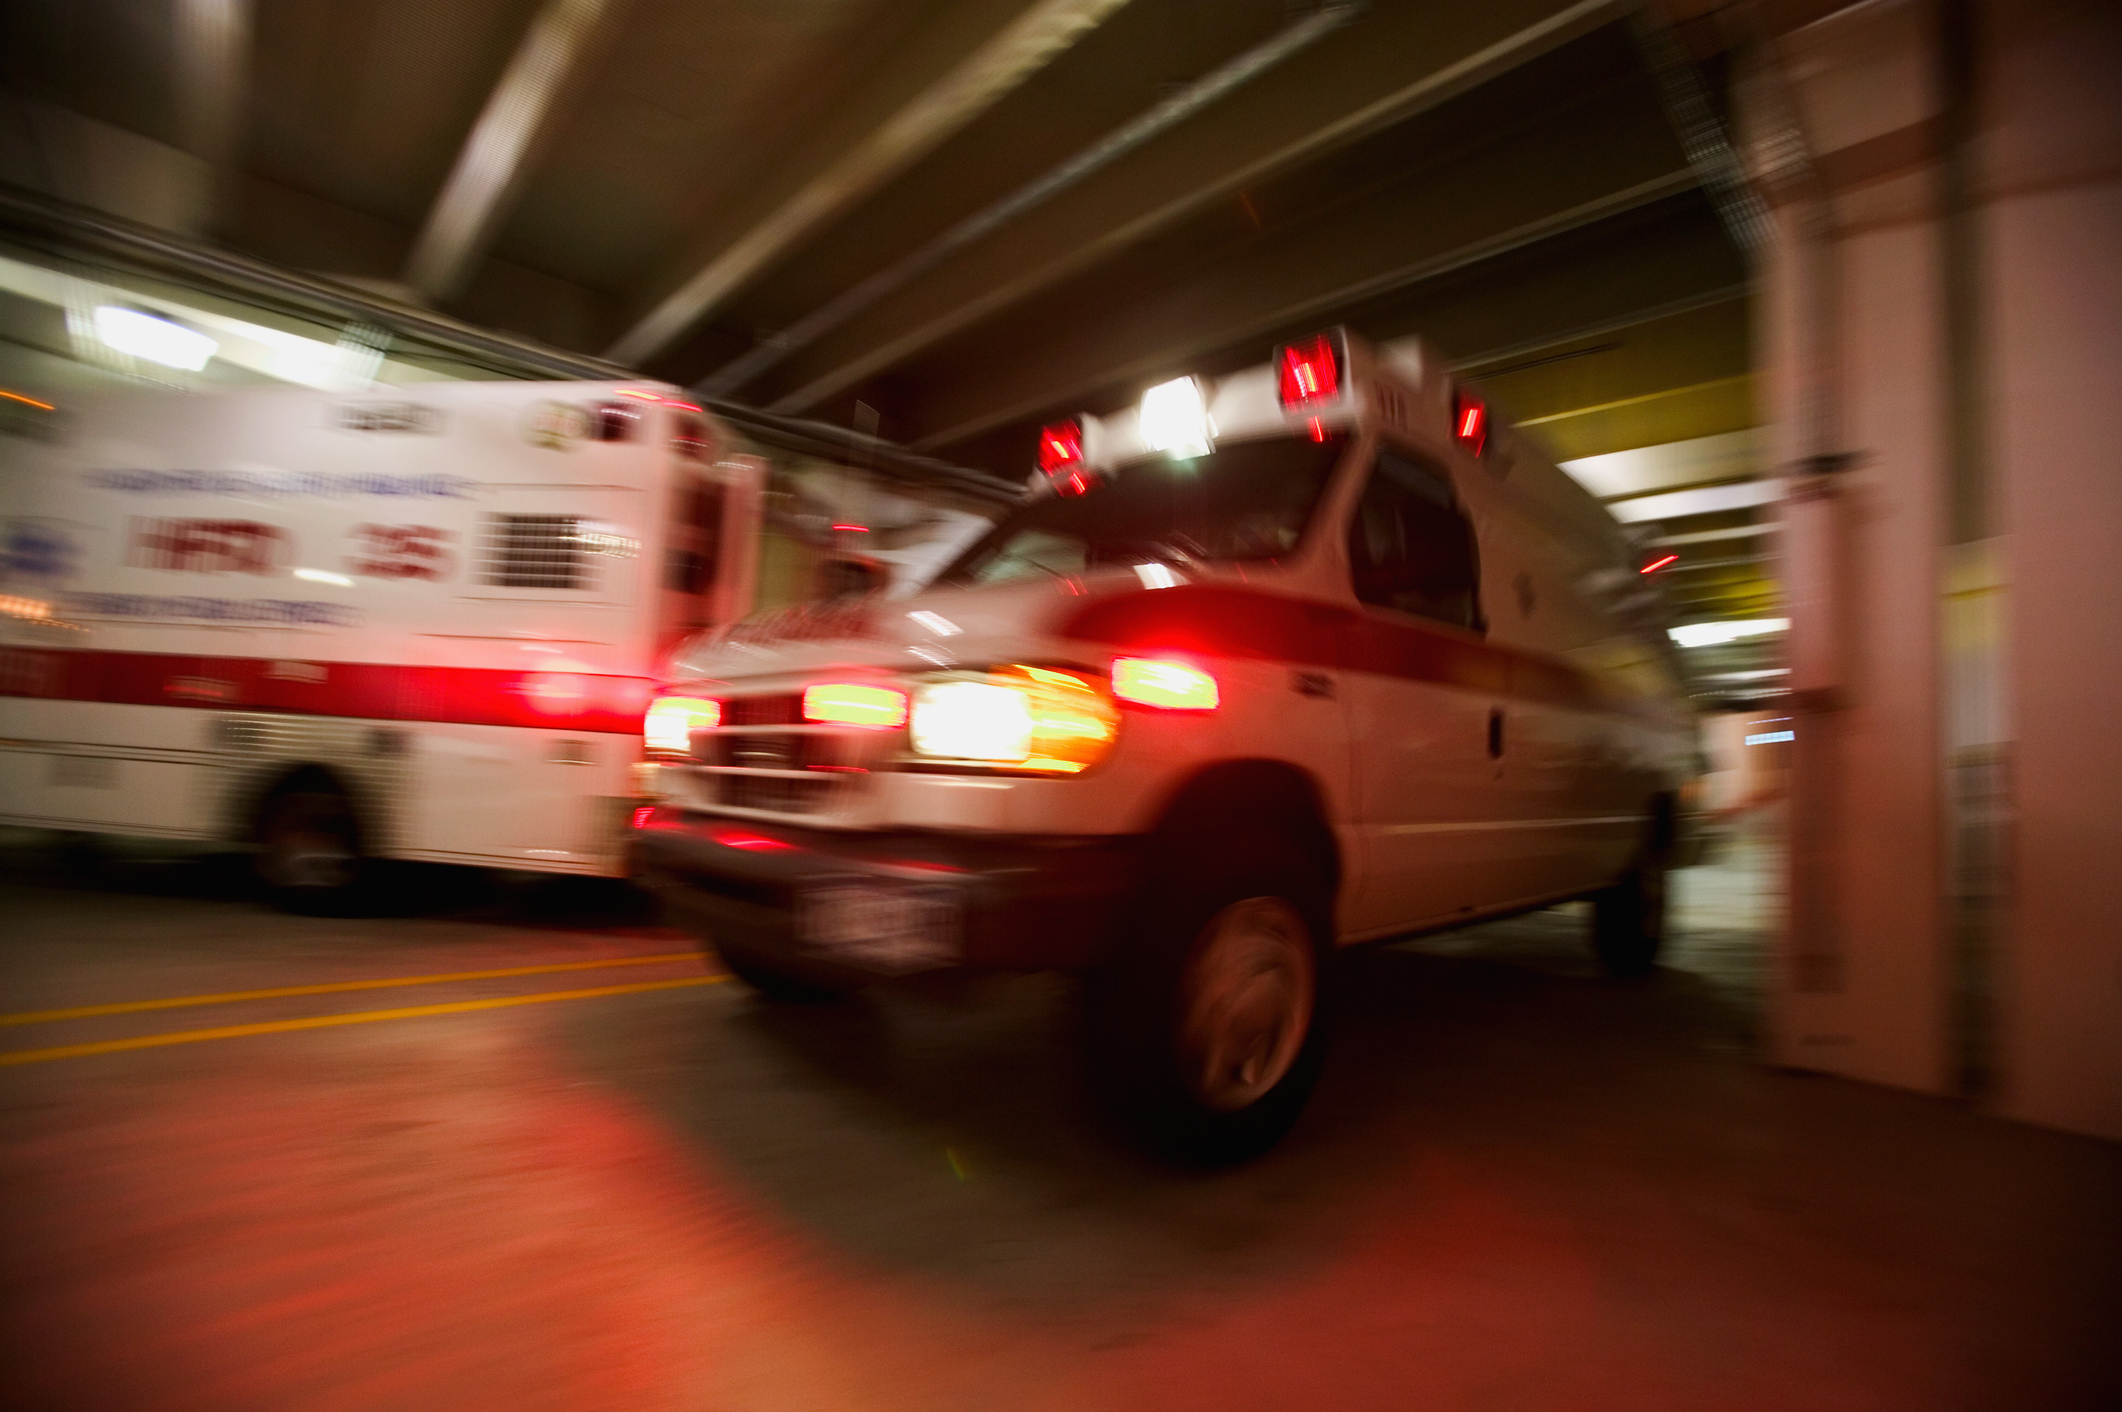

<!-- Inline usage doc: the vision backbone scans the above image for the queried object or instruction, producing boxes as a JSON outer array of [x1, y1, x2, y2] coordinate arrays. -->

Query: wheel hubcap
[[263, 802, 355, 889], [1176, 896, 1316, 1112]]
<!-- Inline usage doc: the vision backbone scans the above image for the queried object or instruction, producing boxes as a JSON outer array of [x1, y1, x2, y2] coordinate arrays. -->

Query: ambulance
[[631, 328, 1694, 1158], [0, 380, 764, 910]]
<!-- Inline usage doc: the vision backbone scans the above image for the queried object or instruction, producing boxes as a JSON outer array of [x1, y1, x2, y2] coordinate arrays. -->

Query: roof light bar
[[1275, 330, 1344, 413], [1037, 419, 1083, 473], [1036, 419, 1096, 496], [1139, 377, 1214, 460], [1453, 388, 1488, 457]]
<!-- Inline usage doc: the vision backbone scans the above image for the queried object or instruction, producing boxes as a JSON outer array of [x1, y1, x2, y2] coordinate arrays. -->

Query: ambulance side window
[[1346, 450, 1482, 631]]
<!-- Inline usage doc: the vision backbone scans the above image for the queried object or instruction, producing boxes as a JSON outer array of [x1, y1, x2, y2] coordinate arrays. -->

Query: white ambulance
[[0, 379, 763, 910], [632, 328, 1694, 1158]]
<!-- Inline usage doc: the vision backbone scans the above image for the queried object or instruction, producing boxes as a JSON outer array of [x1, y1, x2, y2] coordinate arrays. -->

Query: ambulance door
[[1492, 554, 1629, 906], [654, 454, 763, 656], [1339, 446, 1510, 935]]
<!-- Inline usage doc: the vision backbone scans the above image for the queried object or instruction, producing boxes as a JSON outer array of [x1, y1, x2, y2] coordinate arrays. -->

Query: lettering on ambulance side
[[348, 524, 456, 581], [126, 518, 288, 574], [1059, 584, 1613, 713], [333, 402, 444, 434]]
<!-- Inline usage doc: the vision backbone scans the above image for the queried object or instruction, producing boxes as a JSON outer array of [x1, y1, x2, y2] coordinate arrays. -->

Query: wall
[[1985, 0, 2122, 1140], [1747, 0, 2122, 1140]]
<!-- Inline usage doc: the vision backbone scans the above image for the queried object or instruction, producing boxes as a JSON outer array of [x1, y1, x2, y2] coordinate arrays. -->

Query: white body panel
[[655, 333, 1694, 944], [1, 380, 762, 875]]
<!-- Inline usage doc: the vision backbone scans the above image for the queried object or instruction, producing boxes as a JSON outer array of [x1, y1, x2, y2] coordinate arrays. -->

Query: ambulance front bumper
[[629, 806, 1136, 983]]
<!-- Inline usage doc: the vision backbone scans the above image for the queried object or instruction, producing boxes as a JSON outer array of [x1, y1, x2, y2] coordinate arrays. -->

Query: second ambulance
[[634, 328, 1693, 1158]]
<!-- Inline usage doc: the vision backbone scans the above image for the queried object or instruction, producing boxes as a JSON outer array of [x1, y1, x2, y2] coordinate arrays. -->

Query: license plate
[[797, 876, 961, 973]]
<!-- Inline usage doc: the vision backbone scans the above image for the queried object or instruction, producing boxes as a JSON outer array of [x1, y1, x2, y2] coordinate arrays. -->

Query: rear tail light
[[802, 682, 908, 728], [644, 695, 719, 756], [1452, 388, 1488, 457], [1111, 657, 1219, 711], [1275, 331, 1344, 412]]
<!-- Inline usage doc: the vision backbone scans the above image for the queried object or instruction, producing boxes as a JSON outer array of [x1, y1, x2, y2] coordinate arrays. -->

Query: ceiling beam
[[604, 0, 1136, 367], [761, 0, 1628, 415], [171, 0, 250, 232], [913, 168, 1697, 451], [692, 1, 1362, 399], [403, 0, 620, 303], [884, 64, 1697, 451]]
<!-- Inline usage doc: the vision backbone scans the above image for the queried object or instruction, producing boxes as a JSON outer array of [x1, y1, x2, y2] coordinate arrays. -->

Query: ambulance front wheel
[[255, 783, 373, 916], [712, 937, 849, 1003], [1086, 833, 1332, 1164]]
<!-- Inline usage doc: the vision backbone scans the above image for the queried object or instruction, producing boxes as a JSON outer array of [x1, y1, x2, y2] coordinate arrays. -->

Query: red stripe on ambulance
[[0, 647, 654, 735]]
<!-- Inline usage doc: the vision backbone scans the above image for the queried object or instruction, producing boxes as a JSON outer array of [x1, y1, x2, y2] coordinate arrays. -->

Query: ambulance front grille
[[690, 692, 878, 819]]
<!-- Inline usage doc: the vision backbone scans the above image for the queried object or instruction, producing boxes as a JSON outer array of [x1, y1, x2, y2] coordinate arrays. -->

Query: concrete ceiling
[[1, 0, 1777, 639]]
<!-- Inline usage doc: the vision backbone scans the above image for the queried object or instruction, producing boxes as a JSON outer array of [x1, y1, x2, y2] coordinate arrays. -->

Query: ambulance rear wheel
[[1591, 855, 1668, 977], [1087, 834, 1331, 1163], [255, 785, 371, 916]]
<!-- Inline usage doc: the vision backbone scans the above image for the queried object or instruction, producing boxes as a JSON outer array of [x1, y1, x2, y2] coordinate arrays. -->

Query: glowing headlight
[[912, 681, 1032, 761], [909, 665, 1120, 773], [644, 695, 719, 756]]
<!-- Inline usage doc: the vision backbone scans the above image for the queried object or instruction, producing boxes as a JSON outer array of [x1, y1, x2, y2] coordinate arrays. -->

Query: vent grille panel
[[479, 515, 586, 590]]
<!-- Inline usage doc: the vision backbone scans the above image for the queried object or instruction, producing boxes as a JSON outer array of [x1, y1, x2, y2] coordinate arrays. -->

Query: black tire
[[713, 937, 850, 1002], [1085, 831, 1333, 1164], [255, 787, 372, 916], [1591, 854, 1668, 977]]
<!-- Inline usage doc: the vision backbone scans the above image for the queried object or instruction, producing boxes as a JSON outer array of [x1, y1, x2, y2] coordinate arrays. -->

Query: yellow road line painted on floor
[[0, 953, 707, 1027], [0, 975, 729, 1066]]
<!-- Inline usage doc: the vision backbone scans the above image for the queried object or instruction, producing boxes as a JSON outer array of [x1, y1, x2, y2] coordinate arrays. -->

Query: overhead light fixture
[[292, 568, 354, 587], [93, 306, 218, 371], [1139, 377, 1213, 460], [1669, 617, 1789, 648]]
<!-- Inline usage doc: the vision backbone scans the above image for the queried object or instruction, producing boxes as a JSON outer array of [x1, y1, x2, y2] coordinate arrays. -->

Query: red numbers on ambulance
[[348, 524, 456, 581]]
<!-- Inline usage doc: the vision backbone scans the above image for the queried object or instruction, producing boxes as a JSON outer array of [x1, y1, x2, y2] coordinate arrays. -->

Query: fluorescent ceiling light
[[292, 568, 354, 587], [907, 610, 961, 636], [94, 306, 218, 371], [1140, 376, 1213, 459], [1669, 617, 1788, 649]]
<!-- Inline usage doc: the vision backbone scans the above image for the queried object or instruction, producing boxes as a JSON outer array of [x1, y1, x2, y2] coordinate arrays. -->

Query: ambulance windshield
[[936, 434, 1348, 588]]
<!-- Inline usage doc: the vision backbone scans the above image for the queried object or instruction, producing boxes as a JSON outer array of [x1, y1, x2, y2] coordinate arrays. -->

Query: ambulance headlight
[[908, 665, 1119, 774]]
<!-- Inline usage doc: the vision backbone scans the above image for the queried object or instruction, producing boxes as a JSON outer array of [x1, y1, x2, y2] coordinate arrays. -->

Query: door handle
[[1487, 707, 1505, 758], [1294, 671, 1335, 699]]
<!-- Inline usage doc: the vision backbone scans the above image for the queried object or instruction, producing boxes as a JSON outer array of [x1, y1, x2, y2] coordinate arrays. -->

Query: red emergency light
[[1641, 553, 1679, 574], [1453, 388, 1488, 457], [1037, 419, 1096, 496], [1038, 420, 1083, 474], [1275, 331, 1343, 412]]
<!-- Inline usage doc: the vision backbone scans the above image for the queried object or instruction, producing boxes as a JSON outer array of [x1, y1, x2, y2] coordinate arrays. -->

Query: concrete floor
[[1, 829, 2116, 1412]]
